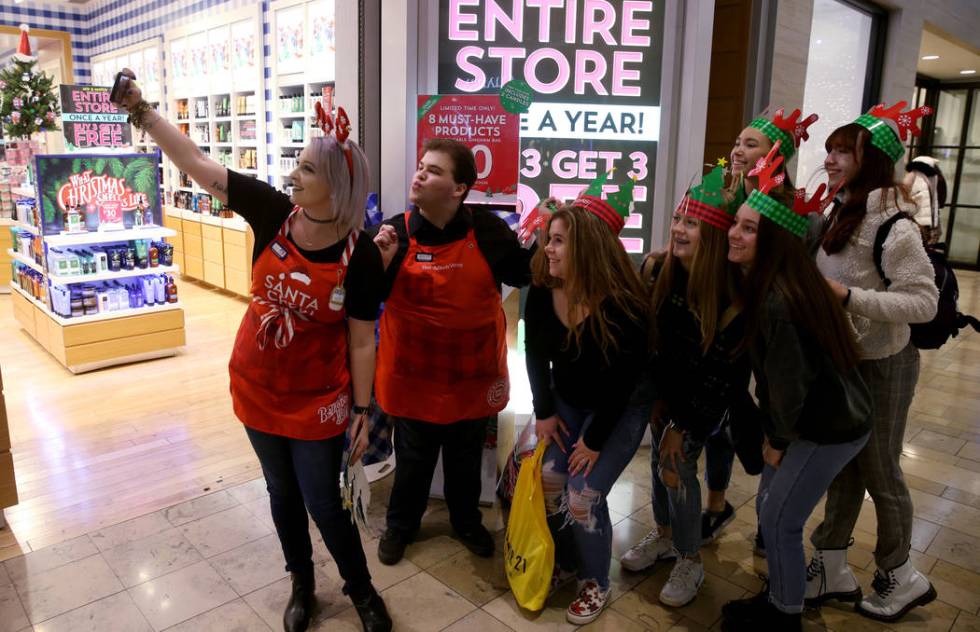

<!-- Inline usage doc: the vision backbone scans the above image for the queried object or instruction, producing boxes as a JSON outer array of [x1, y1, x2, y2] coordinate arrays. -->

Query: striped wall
[[0, 2, 90, 81], [2, 0, 278, 182]]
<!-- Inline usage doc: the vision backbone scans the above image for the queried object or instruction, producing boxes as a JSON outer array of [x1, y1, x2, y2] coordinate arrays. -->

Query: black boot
[[353, 589, 393, 632], [283, 569, 316, 632], [721, 593, 801, 632]]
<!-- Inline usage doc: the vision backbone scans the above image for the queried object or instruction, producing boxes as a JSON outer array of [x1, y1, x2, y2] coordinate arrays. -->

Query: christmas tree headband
[[573, 169, 635, 235], [677, 158, 746, 230], [853, 101, 933, 163], [748, 108, 819, 161], [313, 102, 354, 183], [745, 142, 839, 238]]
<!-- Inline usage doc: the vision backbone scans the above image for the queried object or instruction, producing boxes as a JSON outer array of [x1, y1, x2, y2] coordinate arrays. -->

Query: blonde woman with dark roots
[[525, 202, 651, 625], [113, 70, 391, 632]]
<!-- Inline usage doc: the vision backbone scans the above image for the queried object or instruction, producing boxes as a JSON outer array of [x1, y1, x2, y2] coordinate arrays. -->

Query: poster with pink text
[[439, 1, 664, 255]]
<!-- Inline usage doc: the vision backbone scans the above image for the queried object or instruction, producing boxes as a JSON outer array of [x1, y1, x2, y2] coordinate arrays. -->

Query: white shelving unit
[[164, 5, 267, 214], [8, 165, 186, 374], [48, 264, 180, 285], [45, 227, 176, 247], [269, 0, 337, 193]]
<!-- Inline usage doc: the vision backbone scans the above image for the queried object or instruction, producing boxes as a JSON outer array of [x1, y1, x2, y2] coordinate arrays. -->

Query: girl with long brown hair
[[526, 182, 651, 625], [621, 163, 750, 609], [694, 109, 818, 547], [720, 145, 872, 632], [805, 105, 938, 622]]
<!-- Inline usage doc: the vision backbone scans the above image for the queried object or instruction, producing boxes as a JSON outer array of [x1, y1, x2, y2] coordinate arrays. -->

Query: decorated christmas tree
[[0, 25, 61, 140]]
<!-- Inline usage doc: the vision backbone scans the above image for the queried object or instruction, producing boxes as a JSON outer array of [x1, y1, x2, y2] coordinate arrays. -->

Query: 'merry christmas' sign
[[59, 85, 132, 150]]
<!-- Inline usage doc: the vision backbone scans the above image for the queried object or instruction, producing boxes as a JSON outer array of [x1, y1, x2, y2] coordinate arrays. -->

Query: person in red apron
[[113, 75, 391, 632], [372, 139, 535, 565]]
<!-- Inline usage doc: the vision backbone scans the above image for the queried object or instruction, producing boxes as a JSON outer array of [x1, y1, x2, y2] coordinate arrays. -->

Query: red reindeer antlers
[[748, 141, 785, 194], [314, 101, 334, 135], [868, 101, 934, 140], [314, 102, 352, 144], [793, 180, 843, 216], [773, 108, 819, 147]]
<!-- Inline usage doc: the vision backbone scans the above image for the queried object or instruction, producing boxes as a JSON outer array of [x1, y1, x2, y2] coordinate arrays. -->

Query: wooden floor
[[0, 273, 978, 631], [0, 280, 257, 556]]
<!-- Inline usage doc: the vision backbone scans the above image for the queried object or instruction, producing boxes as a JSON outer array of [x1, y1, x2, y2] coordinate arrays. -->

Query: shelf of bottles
[[269, 0, 337, 194], [9, 153, 182, 324], [164, 7, 266, 221]]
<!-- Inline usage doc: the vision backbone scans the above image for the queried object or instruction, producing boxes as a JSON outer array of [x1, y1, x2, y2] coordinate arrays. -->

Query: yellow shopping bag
[[504, 442, 554, 611]]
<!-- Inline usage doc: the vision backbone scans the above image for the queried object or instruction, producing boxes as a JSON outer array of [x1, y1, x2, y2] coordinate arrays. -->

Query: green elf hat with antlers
[[745, 141, 841, 238], [853, 101, 933, 163], [748, 108, 819, 161]]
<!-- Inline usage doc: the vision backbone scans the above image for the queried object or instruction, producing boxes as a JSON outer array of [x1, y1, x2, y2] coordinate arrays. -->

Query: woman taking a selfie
[[112, 69, 391, 632]]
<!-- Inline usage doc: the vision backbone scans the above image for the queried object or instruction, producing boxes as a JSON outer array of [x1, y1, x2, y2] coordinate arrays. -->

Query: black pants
[[386, 416, 489, 534], [245, 426, 372, 600]]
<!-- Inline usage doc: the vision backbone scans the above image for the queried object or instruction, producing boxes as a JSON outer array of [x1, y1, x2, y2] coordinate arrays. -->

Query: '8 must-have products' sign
[[59, 85, 132, 150], [417, 94, 521, 204], [439, 0, 664, 253]]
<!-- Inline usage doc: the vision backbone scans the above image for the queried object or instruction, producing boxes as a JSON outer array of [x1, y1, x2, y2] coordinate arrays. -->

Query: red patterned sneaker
[[566, 580, 611, 625]]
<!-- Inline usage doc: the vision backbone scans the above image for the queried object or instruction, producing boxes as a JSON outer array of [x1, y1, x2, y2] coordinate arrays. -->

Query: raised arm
[[112, 69, 228, 205]]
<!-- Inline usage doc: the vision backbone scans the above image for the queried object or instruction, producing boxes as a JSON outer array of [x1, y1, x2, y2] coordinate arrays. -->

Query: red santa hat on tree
[[14, 24, 36, 62]]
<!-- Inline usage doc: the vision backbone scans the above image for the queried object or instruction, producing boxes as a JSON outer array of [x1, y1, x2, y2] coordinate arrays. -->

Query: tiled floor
[[1, 274, 978, 631]]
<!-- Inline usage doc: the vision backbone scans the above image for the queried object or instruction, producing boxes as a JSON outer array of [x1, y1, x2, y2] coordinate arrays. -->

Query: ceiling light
[[921, 55, 940, 60], [961, 70, 977, 75]]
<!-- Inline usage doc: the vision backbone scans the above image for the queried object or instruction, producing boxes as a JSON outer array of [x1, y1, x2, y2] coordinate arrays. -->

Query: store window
[[797, 0, 885, 189], [917, 84, 980, 268]]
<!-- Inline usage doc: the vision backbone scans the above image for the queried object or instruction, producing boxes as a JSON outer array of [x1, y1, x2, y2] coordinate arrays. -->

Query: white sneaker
[[804, 548, 862, 606], [659, 556, 704, 607], [621, 529, 677, 572], [856, 558, 937, 622]]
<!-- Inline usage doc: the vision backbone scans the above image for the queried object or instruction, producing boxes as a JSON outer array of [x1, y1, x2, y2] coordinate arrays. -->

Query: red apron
[[229, 209, 357, 440], [376, 213, 509, 423]]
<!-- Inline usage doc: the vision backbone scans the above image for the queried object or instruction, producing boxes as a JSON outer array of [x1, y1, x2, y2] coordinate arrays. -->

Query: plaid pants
[[810, 342, 920, 570]]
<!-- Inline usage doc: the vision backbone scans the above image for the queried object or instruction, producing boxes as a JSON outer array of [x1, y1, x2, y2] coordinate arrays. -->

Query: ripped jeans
[[541, 381, 653, 590], [649, 424, 707, 557]]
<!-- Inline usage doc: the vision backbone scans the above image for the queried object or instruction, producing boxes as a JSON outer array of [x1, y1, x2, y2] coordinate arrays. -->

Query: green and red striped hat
[[574, 169, 635, 235]]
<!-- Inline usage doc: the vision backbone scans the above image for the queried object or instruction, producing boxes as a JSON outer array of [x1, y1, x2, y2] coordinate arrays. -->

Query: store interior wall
[[703, 0, 753, 166]]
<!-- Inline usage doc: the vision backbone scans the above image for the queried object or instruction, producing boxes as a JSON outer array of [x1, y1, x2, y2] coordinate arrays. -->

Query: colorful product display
[[46, 239, 174, 277], [47, 273, 179, 318]]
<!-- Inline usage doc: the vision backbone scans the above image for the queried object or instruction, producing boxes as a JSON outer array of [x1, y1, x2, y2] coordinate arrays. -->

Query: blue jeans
[[650, 427, 706, 557], [541, 381, 653, 590], [704, 423, 735, 492], [757, 433, 870, 613], [245, 427, 373, 600]]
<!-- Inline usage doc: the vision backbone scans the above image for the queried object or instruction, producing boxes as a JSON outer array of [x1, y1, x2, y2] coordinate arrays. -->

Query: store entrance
[[912, 29, 980, 270]]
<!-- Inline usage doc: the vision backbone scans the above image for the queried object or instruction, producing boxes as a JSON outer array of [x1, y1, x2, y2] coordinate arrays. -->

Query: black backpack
[[873, 213, 980, 349]]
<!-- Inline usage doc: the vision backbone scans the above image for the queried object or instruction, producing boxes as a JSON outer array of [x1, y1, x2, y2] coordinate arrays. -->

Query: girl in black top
[[525, 204, 650, 625], [621, 175, 750, 609]]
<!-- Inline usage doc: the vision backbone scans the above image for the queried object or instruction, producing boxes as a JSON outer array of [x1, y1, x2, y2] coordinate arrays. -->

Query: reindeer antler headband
[[313, 102, 354, 183], [853, 101, 933, 163], [748, 108, 819, 161], [744, 142, 808, 238]]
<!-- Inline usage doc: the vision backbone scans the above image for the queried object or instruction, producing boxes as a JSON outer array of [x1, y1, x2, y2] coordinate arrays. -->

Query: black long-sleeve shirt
[[377, 205, 534, 299], [653, 266, 750, 440], [524, 284, 647, 451]]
